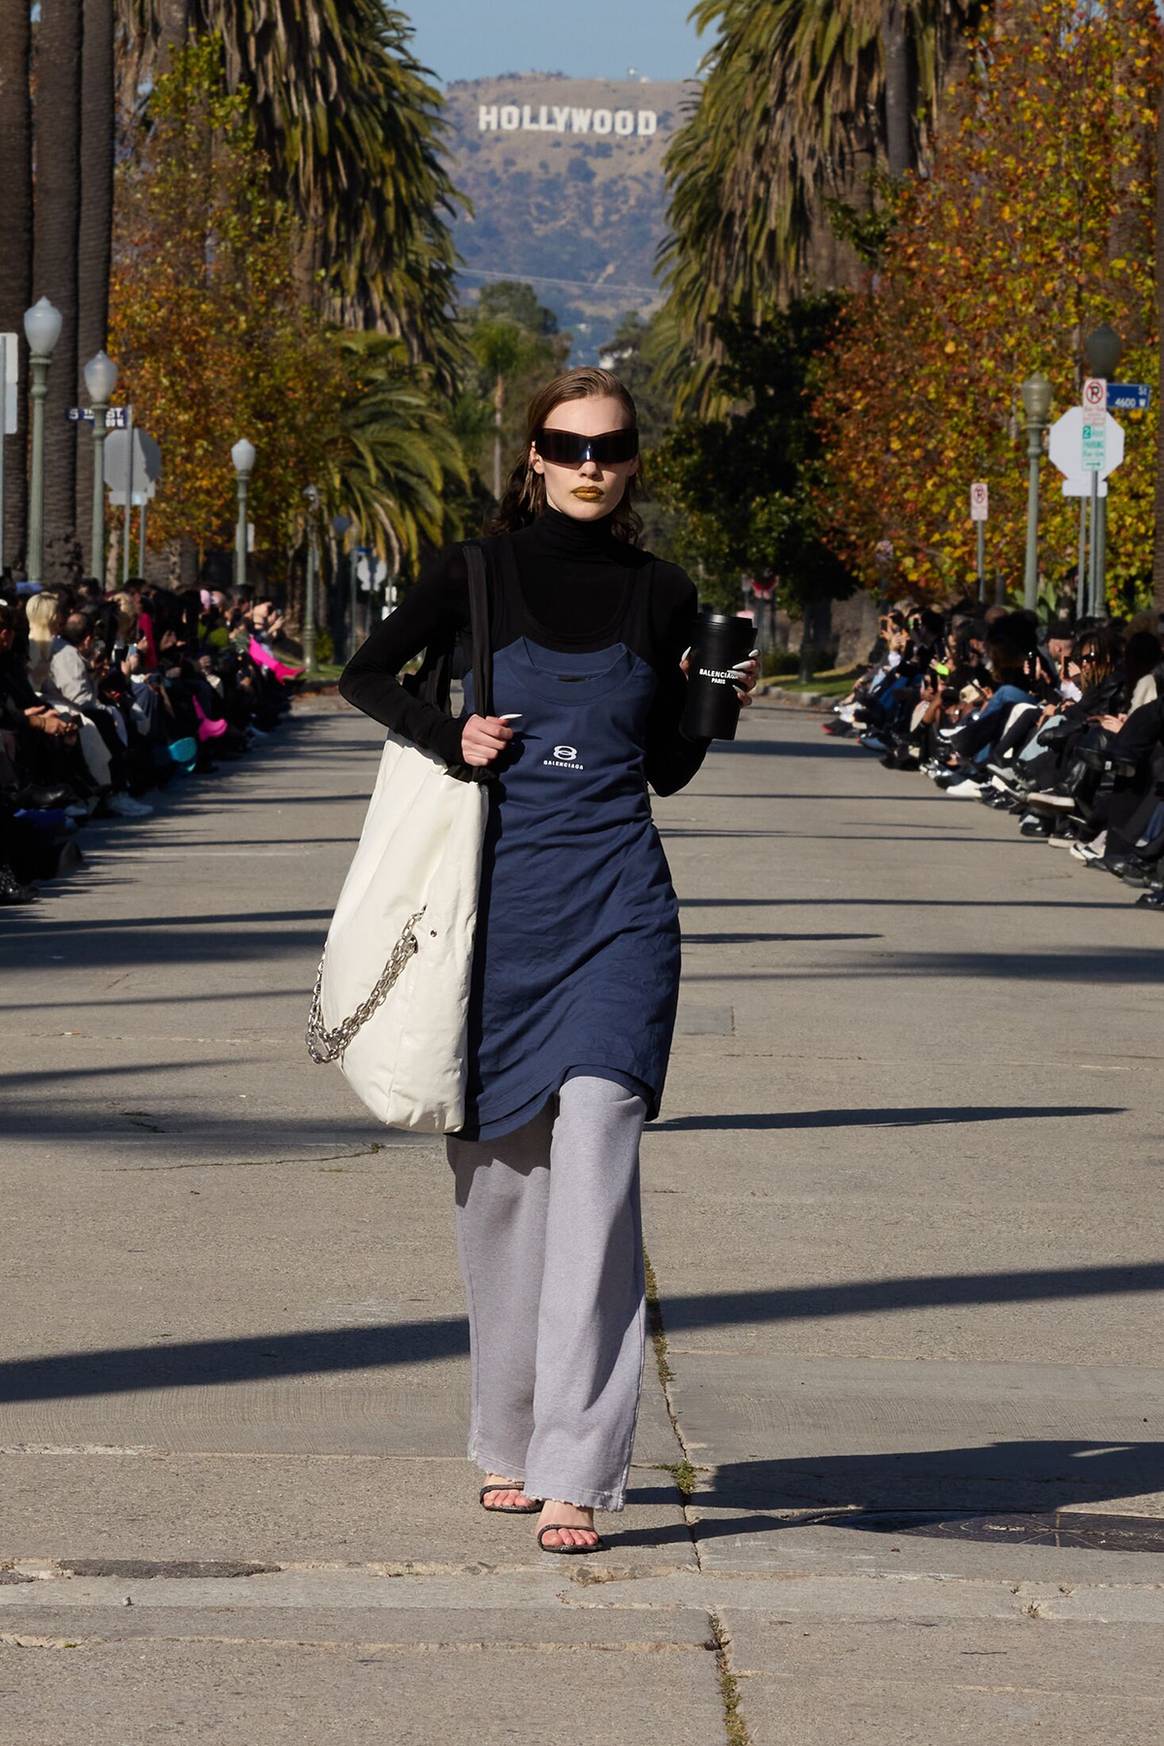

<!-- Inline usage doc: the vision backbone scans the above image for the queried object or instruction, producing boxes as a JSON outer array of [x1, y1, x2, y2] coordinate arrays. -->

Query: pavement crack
[[643, 1246, 702, 1571], [708, 1610, 753, 1746]]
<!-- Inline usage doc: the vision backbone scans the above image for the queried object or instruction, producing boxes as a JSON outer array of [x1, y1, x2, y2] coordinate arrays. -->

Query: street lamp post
[[303, 485, 320, 677], [83, 350, 119, 583], [231, 438, 255, 597], [1084, 326, 1122, 618], [1020, 373, 1053, 612], [23, 297, 62, 585]]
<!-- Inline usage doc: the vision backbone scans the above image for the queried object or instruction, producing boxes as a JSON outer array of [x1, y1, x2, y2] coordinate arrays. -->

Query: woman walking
[[339, 367, 756, 1552]]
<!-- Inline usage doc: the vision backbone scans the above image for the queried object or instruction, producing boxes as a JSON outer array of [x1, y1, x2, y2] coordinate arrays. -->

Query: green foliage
[[815, 0, 1160, 607], [823, 169, 903, 269], [650, 299, 857, 613], [111, 39, 467, 571], [118, 0, 464, 385], [110, 38, 341, 553], [660, 0, 979, 396], [600, 309, 685, 559], [476, 281, 559, 336], [321, 331, 469, 571], [458, 281, 570, 502]]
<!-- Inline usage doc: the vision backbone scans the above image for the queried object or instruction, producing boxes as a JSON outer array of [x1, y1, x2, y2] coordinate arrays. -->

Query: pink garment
[[248, 635, 302, 683], [193, 697, 228, 741]]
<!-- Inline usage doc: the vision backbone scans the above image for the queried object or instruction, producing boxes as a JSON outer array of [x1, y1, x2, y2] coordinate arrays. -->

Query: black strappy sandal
[[536, 1522, 603, 1555], [479, 1482, 542, 1515]]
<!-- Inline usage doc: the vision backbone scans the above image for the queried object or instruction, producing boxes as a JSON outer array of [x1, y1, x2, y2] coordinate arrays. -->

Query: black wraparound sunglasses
[[534, 426, 639, 466]]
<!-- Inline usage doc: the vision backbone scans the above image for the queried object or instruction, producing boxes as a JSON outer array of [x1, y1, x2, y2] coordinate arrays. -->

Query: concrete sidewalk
[[1, 704, 1162, 1744]]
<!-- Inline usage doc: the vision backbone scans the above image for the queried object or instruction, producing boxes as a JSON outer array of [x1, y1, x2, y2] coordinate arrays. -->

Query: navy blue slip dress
[[459, 536, 680, 1142]]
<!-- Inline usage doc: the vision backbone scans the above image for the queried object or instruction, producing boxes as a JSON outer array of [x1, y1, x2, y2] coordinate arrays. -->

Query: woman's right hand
[[461, 714, 514, 768]]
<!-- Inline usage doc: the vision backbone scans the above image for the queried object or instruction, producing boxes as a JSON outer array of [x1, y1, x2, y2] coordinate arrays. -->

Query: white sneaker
[[944, 778, 987, 798], [108, 793, 153, 817]]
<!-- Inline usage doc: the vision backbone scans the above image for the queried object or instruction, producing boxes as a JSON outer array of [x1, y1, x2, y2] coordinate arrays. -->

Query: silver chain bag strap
[[305, 909, 424, 1064]]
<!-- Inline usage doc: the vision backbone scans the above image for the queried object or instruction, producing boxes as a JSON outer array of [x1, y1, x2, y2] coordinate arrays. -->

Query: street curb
[[754, 686, 833, 712]]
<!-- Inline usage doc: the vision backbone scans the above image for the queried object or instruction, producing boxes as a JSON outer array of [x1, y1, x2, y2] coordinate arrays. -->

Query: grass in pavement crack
[[643, 1245, 704, 1557], [708, 1611, 752, 1746], [643, 1248, 673, 1386]]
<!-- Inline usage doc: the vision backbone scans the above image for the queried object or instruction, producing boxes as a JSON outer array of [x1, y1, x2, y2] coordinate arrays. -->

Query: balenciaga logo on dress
[[543, 744, 584, 770]]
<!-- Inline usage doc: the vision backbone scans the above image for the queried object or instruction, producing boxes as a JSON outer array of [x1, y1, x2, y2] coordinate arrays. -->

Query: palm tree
[[117, 0, 464, 390], [0, 0, 33, 570], [321, 331, 468, 572], [33, 1, 85, 584], [468, 320, 535, 502], [661, 0, 980, 388], [74, 0, 116, 569]]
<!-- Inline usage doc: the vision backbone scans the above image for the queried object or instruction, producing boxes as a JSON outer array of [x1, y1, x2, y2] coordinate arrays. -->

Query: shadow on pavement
[[3, 1260, 1161, 1405], [654, 1103, 1125, 1131], [693, 1440, 1164, 1540]]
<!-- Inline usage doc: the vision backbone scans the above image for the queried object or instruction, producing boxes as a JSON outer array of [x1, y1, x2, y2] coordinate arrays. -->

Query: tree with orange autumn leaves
[[814, 0, 1161, 609], [109, 39, 342, 560]]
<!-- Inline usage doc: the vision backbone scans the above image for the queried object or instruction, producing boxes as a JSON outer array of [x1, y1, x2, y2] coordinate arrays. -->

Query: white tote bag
[[305, 545, 491, 1132]]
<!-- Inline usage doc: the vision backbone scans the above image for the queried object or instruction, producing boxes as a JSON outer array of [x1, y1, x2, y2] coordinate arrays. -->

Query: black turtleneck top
[[339, 508, 708, 795]]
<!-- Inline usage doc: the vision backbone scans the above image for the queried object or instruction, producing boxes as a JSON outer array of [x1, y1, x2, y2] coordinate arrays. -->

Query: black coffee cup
[[681, 612, 755, 740]]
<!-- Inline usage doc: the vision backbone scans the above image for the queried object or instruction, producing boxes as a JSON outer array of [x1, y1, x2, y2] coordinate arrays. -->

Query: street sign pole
[[1076, 497, 1087, 613], [1096, 495, 1107, 616], [122, 405, 135, 585], [139, 493, 147, 574], [1088, 471, 1100, 616], [969, 482, 989, 603]]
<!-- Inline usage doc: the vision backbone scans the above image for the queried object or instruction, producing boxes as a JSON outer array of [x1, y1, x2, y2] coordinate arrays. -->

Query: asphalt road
[[1, 700, 1162, 1745]]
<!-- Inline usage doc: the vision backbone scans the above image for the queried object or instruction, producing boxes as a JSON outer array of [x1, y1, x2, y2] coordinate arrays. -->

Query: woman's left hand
[[680, 647, 761, 705], [733, 651, 760, 707]]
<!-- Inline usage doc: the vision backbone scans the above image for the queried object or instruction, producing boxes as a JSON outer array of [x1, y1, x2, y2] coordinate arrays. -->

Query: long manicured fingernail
[[681, 646, 691, 662], [498, 713, 523, 722]]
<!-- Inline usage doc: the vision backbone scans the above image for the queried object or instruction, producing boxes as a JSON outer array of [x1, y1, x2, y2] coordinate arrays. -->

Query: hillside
[[441, 73, 699, 358]]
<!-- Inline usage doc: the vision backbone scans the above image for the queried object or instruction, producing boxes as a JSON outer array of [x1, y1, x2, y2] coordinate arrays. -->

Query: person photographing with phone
[[340, 367, 758, 1554]]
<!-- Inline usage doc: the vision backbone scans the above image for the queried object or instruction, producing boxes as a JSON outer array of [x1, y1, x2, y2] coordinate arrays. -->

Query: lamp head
[[23, 296, 63, 357], [83, 350, 119, 404], [1021, 374, 1053, 423], [231, 438, 256, 478], [1084, 324, 1122, 380]]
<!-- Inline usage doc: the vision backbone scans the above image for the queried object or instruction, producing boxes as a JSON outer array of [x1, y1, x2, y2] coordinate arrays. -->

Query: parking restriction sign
[[1081, 417, 1107, 472], [969, 482, 989, 522], [1082, 377, 1106, 414]]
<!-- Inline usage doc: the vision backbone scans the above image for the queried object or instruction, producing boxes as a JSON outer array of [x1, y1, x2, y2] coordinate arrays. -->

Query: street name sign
[[1048, 406, 1124, 483], [68, 405, 131, 430], [1107, 383, 1151, 412], [969, 481, 989, 521]]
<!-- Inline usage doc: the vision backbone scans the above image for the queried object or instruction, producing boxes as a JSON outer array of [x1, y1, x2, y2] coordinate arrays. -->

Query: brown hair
[[487, 366, 644, 543]]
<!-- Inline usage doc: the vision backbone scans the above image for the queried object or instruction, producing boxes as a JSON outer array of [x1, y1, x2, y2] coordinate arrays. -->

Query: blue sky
[[404, 1, 707, 86]]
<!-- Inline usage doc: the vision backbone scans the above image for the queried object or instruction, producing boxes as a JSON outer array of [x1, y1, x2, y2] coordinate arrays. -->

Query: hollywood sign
[[478, 102, 658, 139]]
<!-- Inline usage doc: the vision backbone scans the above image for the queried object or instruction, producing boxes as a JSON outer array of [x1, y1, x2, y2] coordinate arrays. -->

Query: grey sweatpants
[[447, 1075, 647, 1511]]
